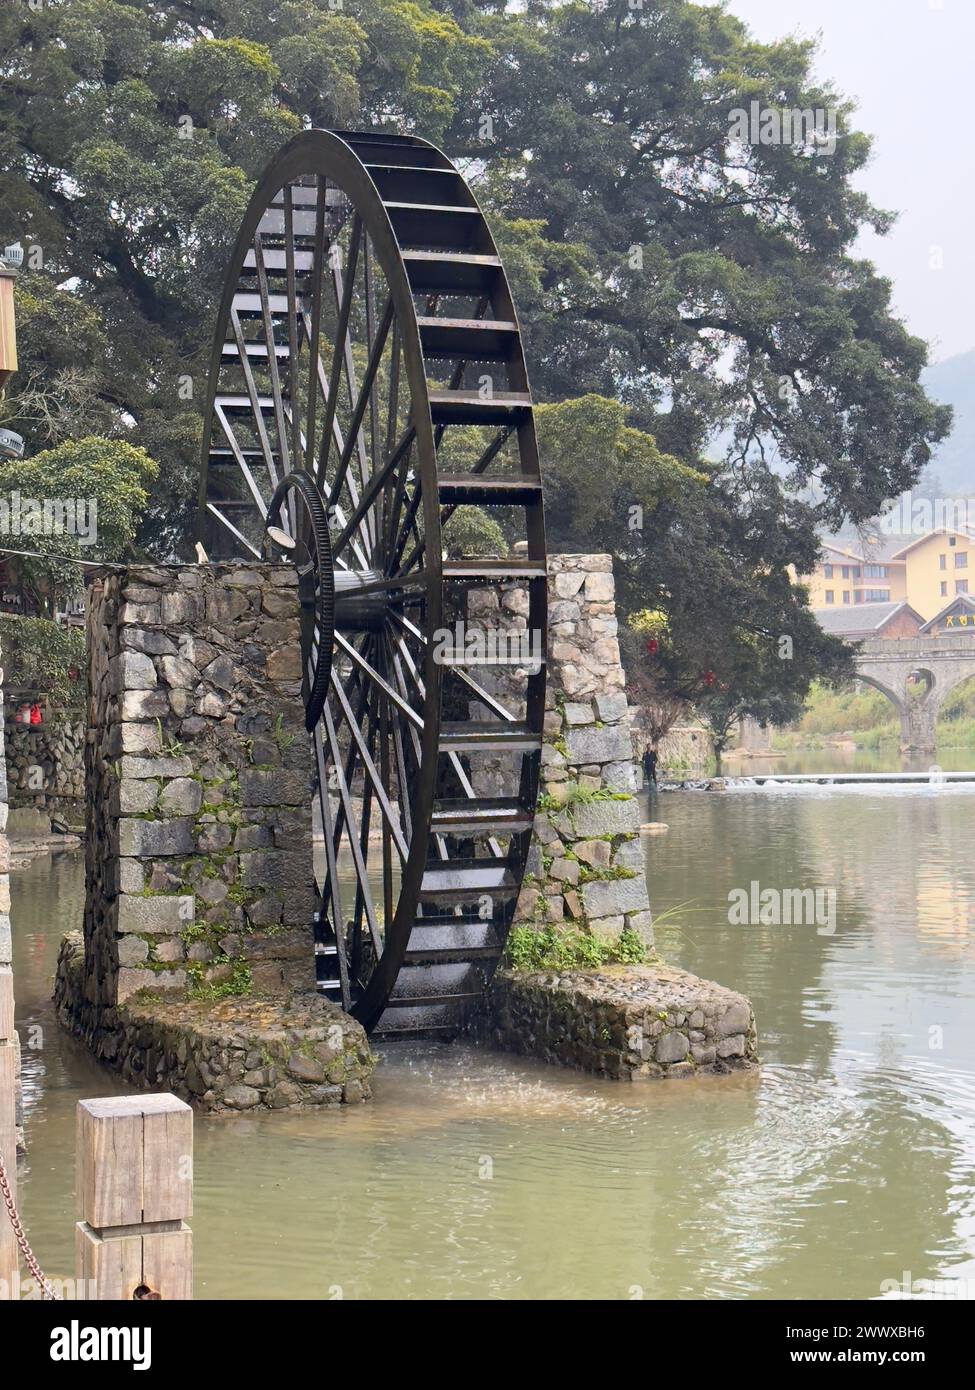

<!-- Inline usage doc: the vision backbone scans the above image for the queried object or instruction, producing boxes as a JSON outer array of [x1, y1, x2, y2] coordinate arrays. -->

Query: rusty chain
[[0, 1146, 62, 1299]]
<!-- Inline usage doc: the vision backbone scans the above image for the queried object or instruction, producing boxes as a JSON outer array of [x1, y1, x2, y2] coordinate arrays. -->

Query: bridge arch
[[853, 672, 904, 716], [852, 636, 975, 752]]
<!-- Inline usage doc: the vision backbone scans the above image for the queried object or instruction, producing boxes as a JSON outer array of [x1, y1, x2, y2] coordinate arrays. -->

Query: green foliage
[[537, 395, 705, 574], [448, 3, 949, 520], [187, 958, 252, 1001], [0, 0, 492, 554], [0, 436, 157, 612], [441, 504, 506, 557], [795, 680, 898, 737], [0, 615, 85, 703], [0, 0, 949, 724], [938, 679, 975, 724], [506, 923, 647, 972], [537, 780, 630, 817], [272, 713, 296, 752], [776, 676, 975, 749]]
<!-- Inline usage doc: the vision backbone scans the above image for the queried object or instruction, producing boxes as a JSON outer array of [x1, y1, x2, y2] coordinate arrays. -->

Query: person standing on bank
[[643, 745, 657, 788]]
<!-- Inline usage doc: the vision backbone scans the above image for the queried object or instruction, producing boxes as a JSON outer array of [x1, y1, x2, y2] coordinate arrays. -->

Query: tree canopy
[[0, 0, 950, 729], [0, 435, 157, 612]]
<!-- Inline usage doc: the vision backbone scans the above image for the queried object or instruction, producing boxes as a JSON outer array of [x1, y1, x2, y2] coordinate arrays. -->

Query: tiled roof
[[919, 594, 975, 633], [813, 601, 920, 636]]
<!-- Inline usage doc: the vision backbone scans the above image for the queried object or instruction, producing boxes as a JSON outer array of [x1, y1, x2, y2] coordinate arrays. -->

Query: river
[[9, 775, 975, 1300]]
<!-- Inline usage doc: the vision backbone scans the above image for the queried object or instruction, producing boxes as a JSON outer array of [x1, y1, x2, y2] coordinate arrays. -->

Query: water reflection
[[9, 777, 975, 1300]]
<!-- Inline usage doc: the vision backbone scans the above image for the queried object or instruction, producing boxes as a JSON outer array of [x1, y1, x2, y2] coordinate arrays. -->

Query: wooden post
[[75, 1094, 193, 1300]]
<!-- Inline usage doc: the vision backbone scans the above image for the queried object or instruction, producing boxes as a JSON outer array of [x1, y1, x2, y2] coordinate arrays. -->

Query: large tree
[[0, 0, 488, 551], [538, 394, 856, 757], [0, 0, 949, 726], [438, 1, 950, 525]]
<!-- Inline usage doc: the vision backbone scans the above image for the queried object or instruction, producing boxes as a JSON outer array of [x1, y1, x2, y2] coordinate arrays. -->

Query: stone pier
[[55, 564, 374, 1112], [469, 553, 758, 1080]]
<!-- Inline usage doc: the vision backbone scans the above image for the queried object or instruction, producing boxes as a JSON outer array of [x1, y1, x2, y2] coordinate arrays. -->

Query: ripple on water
[[11, 802, 975, 1300]]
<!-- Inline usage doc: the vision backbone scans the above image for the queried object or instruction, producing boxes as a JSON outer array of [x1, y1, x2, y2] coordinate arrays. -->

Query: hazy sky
[[726, 0, 975, 365]]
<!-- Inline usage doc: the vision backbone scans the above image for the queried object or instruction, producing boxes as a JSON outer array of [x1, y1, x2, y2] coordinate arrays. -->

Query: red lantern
[[646, 637, 658, 655], [703, 670, 714, 687]]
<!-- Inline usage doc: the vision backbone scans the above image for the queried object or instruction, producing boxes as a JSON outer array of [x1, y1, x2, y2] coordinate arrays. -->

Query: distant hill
[[921, 350, 975, 497], [704, 348, 974, 502]]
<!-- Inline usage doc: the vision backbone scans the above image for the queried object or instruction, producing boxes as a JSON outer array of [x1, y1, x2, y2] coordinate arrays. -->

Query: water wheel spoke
[[332, 425, 416, 560], [326, 295, 395, 520], [316, 213, 362, 490], [228, 306, 282, 492], [321, 699, 382, 962], [313, 722, 351, 1010], [330, 655, 410, 864], [213, 402, 271, 517], [205, 503, 263, 558]]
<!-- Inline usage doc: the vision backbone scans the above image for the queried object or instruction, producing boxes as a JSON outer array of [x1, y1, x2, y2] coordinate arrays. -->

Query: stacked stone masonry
[[55, 562, 376, 1111], [55, 933, 373, 1113], [83, 563, 316, 1007], [3, 708, 85, 813], [466, 552, 759, 1079], [469, 553, 653, 949], [471, 964, 758, 1080]]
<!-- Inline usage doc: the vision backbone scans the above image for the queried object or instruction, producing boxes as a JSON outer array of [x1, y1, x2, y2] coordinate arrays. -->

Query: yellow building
[[888, 529, 974, 622], [799, 538, 907, 609]]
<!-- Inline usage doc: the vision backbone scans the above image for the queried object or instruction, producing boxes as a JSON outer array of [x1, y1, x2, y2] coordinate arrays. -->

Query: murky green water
[[10, 775, 975, 1300]]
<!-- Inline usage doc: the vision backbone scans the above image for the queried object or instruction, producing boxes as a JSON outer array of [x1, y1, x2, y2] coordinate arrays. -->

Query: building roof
[[919, 594, 975, 634], [819, 540, 864, 564], [856, 534, 910, 563], [888, 527, 975, 561], [813, 601, 923, 638], [818, 533, 907, 566]]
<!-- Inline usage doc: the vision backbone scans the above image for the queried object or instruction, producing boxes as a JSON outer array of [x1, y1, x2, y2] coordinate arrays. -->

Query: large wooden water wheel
[[198, 129, 546, 1035]]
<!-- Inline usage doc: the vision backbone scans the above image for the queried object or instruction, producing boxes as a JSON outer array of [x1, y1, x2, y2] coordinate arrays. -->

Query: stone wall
[[82, 563, 316, 1009], [0, 620, 23, 1306], [468, 552, 760, 1080], [470, 963, 758, 1080], [511, 554, 653, 948], [3, 705, 85, 815], [56, 561, 376, 1112], [55, 933, 373, 1113]]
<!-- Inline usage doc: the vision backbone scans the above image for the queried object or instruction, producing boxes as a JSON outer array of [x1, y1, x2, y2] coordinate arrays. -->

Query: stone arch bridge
[[853, 636, 975, 752]]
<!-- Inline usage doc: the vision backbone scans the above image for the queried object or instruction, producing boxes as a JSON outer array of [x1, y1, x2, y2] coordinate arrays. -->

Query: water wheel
[[198, 129, 546, 1035]]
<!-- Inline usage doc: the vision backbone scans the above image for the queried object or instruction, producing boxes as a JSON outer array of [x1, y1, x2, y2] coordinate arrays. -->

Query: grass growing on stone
[[576, 864, 637, 885], [506, 923, 647, 972], [537, 781, 631, 816], [187, 958, 252, 1001], [272, 712, 296, 752]]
